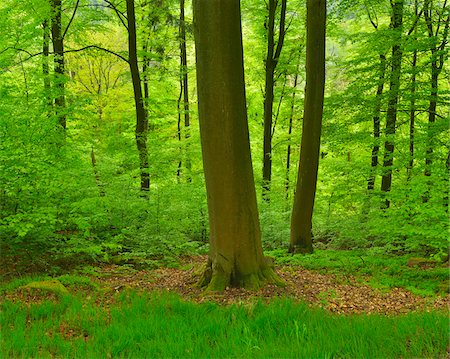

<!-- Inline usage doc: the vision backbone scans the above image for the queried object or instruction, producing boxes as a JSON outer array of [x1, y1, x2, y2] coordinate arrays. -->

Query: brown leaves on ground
[[93, 255, 450, 315]]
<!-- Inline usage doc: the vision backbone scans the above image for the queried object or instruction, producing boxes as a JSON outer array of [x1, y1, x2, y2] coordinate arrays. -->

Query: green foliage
[[1, 0, 448, 280], [268, 249, 449, 296], [1, 292, 447, 358]]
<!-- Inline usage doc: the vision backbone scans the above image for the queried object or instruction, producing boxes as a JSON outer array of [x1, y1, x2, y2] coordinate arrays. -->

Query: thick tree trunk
[[262, 0, 287, 200], [367, 54, 386, 190], [126, 0, 150, 193], [193, 0, 281, 291], [380, 0, 404, 208], [51, 0, 66, 129], [289, 0, 326, 254]]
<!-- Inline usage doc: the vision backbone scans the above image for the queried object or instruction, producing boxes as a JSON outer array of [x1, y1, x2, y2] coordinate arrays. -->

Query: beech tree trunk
[[126, 0, 150, 193], [380, 0, 404, 208], [285, 72, 298, 200], [262, 0, 287, 200], [42, 19, 52, 113], [367, 54, 386, 190], [423, 2, 449, 179], [289, 0, 326, 254], [407, 0, 419, 180], [177, 0, 191, 180], [407, 48, 417, 179], [193, 0, 281, 291], [51, 0, 66, 129]]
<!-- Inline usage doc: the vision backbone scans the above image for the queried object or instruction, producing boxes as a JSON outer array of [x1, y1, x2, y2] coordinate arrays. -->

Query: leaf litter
[[90, 255, 449, 315]]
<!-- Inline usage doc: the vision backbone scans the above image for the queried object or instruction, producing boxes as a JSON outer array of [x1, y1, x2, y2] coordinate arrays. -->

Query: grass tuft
[[1, 291, 448, 358]]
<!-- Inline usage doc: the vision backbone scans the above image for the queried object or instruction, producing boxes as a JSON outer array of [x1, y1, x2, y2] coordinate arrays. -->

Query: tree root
[[197, 256, 285, 292]]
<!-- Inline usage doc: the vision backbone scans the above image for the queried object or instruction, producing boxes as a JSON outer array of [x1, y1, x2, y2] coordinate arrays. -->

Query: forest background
[[0, 0, 449, 282]]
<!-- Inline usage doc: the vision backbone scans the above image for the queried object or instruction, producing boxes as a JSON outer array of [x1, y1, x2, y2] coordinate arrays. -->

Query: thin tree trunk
[[407, 49, 417, 179], [262, 0, 287, 200], [407, 0, 419, 180], [91, 147, 105, 197], [142, 43, 150, 120], [285, 72, 298, 200], [126, 0, 150, 193], [42, 20, 52, 112], [51, 0, 66, 129], [177, 0, 191, 180], [423, 1, 449, 200], [289, 0, 326, 254], [367, 54, 386, 190], [193, 0, 281, 291], [380, 0, 404, 208]]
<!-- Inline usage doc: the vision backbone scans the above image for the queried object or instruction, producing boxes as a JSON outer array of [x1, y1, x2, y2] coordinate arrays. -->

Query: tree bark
[[193, 0, 282, 291], [262, 0, 287, 200], [177, 0, 191, 180], [91, 147, 105, 197], [423, 1, 449, 179], [407, 48, 417, 179], [285, 72, 298, 200], [367, 54, 386, 190], [407, 0, 419, 180], [380, 0, 404, 208], [51, 0, 66, 129], [126, 0, 150, 193], [42, 19, 52, 112], [289, 0, 326, 254]]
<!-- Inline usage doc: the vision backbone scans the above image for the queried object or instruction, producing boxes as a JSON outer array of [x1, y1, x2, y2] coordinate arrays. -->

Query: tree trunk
[[407, 0, 419, 180], [285, 72, 298, 200], [91, 147, 105, 197], [262, 0, 287, 200], [289, 0, 326, 254], [380, 0, 404, 208], [177, 0, 191, 180], [367, 54, 386, 190], [42, 20, 52, 111], [407, 48, 417, 180], [424, 67, 438, 177], [193, 0, 281, 291], [126, 0, 150, 193], [51, 0, 66, 129], [422, 1, 449, 200]]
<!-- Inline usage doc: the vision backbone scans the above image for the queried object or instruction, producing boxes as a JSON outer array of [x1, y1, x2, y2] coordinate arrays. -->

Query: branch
[[435, 0, 448, 37], [3, 45, 129, 71], [0, 47, 34, 57], [64, 45, 129, 63], [273, 0, 287, 61], [104, 0, 128, 30], [364, 0, 378, 30], [438, 15, 449, 70], [62, 0, 81, 40], [407, 3, 425, 36]]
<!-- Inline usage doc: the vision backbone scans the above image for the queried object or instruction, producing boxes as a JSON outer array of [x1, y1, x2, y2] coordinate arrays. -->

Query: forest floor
[[79, 255, 449, 315]]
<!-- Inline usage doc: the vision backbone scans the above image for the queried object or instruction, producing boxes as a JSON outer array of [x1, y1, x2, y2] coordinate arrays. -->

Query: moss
[[22, 280, 70, 296], [199, 258, 284, 292]]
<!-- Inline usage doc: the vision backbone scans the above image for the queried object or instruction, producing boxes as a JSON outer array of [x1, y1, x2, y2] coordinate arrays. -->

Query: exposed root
[[198, 256, 285, 292]]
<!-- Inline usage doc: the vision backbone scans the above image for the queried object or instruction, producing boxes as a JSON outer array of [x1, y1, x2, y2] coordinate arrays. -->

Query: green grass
[[268, 249, 450, 296], [1, 291, 448, 358]]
